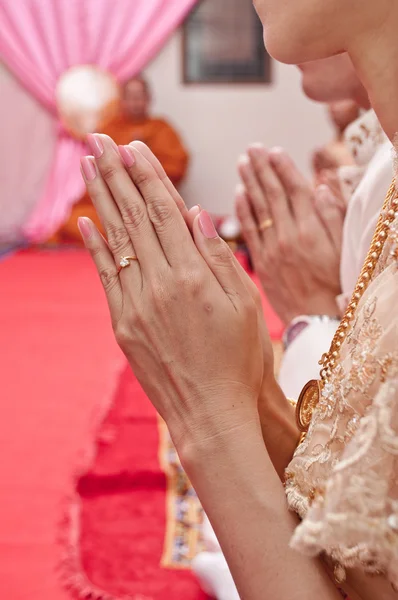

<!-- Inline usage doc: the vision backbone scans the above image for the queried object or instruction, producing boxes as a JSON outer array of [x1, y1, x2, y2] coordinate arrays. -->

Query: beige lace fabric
[[338, 110, 388, 204], [285, 186, 398, 588]]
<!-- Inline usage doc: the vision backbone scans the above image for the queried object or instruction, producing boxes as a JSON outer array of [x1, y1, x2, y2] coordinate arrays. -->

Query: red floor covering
[[0, 249, 124, 599]]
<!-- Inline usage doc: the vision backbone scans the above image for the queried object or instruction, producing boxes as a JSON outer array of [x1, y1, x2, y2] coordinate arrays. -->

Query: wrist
[[258, 375, 300, 477], [168, 391, 261, 470], [258, 376, 295, 429], [178, 414, 265, 476]]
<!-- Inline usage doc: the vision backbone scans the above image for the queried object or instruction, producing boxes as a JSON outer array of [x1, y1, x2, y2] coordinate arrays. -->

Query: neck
[[352, 84, 371, 111], [349, 8, 398, 141], [123, 111, 148, 123]]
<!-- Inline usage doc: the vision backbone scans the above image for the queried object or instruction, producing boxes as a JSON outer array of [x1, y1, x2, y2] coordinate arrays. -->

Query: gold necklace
[[296, 179, 398, 434]]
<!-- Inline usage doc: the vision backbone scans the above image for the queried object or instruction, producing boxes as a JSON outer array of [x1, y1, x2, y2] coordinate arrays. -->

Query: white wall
[[145, 30, 333, 214]]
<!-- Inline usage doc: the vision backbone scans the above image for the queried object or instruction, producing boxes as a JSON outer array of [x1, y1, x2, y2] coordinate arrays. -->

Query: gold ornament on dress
[[296, 179, 398, 438]]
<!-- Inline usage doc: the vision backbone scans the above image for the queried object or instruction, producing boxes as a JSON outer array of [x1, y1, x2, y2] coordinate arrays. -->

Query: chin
[[263, 20, 341, 67], [301, 79, 330, 103], [263, 28, 319, 65], [301, 83, 322, 103]]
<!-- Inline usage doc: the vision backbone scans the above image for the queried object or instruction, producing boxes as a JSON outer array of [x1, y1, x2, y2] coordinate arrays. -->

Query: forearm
[[258, 377, 300, 478], [179, 417, 341, 600]]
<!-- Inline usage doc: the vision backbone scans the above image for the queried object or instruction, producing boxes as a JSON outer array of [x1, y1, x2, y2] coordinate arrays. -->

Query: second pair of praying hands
[[237, 145, 345, 325]]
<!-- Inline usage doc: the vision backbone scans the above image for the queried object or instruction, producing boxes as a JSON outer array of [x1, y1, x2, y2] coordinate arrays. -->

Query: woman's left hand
[[79, 134, 264, 452]]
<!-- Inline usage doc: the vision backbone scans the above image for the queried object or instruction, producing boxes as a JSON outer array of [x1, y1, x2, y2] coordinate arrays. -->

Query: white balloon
[[56, 65, 121, 138]]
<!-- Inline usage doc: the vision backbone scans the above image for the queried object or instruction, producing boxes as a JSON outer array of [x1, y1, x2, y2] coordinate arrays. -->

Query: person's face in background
[[252, 0, 381, 65], [297, 54, 369, 108], [122, 79, 151, 120]]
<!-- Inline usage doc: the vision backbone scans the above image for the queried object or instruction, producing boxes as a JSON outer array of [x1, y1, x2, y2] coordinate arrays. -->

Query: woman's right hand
[[79, 135, 265, 455], [130, 142, 299, 475], [132, 142, 277, 391], [128, 142, 300, 470]]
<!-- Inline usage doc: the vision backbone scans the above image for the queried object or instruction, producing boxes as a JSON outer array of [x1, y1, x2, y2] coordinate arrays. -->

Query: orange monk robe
[[104, 115, 189, 186], [54, 115, 189, 243]]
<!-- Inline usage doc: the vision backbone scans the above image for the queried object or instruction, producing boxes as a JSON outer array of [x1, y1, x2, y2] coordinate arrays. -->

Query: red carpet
[[65, 365, 208, 600], [0, 249, 125, 599], [0, 248, 283, 599]]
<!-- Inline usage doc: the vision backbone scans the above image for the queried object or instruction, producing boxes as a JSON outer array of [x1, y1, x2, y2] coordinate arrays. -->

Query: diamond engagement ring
[[118, 255, 138, 272]]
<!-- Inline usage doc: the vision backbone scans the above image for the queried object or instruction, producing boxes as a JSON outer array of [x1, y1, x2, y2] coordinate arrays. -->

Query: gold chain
[[318, 179, 397, 385]]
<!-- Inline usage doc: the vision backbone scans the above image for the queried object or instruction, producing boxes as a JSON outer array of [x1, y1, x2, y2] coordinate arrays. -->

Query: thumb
[[193, 210, 249, 306], [314, 185, 345, 252]]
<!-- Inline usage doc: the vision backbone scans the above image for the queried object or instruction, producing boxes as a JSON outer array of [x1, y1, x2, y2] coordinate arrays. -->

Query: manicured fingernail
[[77, 217, 93, 240], [189, 204, 201, 219], [199, 210, 218, 239], [315, 184, 334, 206], [238, 154, 250, 166], [269, 147, 286, 163], [248, 143, 265, 158], [80, 156, 96, 182], [87, 133, 104, 158], [118, 145, 135, 167]]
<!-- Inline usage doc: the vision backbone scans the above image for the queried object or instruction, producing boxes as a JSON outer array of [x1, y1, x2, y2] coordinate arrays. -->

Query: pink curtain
[[0, 0, 198, 242], [0, 63, 55, 245]]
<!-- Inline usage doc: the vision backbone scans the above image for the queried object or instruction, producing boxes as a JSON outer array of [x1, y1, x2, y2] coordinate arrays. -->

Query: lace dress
[[285, 170, 398, 589]]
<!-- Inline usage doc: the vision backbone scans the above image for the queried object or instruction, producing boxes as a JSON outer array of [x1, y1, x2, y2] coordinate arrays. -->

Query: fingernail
[[80, 156, 96, 182], [189, 204, 201, 218], [87, 133, 104, 158], [199, 210, 218, 239], [269, 147, 286, 163], [248, 143, 265, 158], [118, 145, 135, 167], [315, 184, 334, 206], [77, 217, 93, 240], [238, 154, 250, 166]]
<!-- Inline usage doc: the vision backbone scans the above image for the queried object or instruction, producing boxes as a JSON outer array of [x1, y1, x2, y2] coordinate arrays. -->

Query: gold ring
[[118, 255, 138, 271], [258, 218, 274, 232]]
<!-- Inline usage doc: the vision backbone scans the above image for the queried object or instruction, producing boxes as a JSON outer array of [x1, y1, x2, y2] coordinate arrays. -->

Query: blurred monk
[[55, 76, 189, 243], [106, 76, 189, 185]]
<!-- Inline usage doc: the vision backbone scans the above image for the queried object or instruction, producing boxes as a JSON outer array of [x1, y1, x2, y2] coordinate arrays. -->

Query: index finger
[[246, 144, 295, 237], [129, 141, 188, 219], [119, 144, 198, 268], [268, 148, 314, 222]]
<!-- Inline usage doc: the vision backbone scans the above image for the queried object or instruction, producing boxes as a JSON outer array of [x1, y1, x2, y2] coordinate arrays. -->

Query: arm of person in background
[[236, 144, 345, 400], [148, 120, 189, 186]]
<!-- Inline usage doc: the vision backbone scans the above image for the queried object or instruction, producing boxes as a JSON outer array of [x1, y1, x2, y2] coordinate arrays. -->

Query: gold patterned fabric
[[285, 180, 398, 588]]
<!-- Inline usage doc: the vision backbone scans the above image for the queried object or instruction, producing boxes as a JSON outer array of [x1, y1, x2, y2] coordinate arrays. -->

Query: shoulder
[[150, 117, 176, 131]]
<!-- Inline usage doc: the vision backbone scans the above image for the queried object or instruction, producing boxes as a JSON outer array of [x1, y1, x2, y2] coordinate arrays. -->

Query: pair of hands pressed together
[[79, 134, 273, 458], [236, 144, 345, 325]]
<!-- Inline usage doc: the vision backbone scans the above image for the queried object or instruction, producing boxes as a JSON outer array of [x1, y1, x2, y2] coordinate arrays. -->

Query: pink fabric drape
[[0, 63, 55, 245], [0, 0, 198, 242]]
